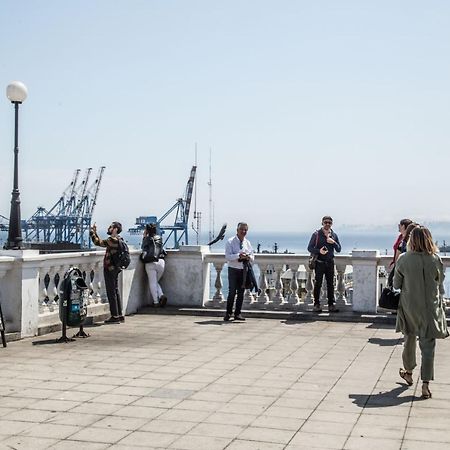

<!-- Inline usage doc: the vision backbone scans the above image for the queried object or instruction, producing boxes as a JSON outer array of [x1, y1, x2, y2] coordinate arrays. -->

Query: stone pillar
[[161, 245, 211, 307], [351, 250, 380, 313], [0, 250, 40, 337]]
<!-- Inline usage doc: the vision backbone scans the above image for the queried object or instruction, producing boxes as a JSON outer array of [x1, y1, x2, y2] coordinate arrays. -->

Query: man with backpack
[[307, 216, 342, 313], [90, 221, 127, 324]]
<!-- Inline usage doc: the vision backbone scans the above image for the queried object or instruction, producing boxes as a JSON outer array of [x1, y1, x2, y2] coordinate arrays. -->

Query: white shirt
[[225, 235, 254, 270]]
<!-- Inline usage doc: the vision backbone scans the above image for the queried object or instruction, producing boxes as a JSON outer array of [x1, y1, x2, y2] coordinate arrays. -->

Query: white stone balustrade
[[0, 246, 449, 340]]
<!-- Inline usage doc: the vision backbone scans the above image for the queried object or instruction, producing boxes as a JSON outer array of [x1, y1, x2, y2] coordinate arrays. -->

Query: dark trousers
[[227, 267, 245, 316], [313, 260, 335, 306], [104, 268, 122, 317]]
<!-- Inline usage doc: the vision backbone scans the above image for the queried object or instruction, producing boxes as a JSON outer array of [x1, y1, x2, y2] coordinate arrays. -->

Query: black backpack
[[113, 238, 131, 269]]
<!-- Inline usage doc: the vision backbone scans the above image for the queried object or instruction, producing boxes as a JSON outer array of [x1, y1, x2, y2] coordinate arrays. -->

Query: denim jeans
[[313, 259, 335, 306], [226, 267, 245, 316]]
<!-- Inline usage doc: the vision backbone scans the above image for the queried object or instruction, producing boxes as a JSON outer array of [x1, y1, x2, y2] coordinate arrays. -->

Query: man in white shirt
[[224, 222, 254, 321]]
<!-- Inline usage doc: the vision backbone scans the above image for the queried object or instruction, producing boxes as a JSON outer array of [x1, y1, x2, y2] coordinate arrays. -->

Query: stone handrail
[[1, 246, 449, 339]]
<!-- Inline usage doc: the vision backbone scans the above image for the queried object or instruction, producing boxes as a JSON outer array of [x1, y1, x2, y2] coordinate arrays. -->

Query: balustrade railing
[[204, 252, 450, 312], [204, 254, 353, 312], [35, 252, 109, 329], [1, 246, 449, 340]]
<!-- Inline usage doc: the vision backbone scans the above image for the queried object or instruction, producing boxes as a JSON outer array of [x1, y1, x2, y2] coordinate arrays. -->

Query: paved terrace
[[1, 311, 450, 450]]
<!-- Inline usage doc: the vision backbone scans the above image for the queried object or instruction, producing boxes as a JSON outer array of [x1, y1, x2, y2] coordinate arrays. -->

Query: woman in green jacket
[[393, 226, 448, 399]]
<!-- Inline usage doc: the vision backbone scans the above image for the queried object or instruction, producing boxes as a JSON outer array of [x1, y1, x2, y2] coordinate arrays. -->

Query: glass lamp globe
[[6, 81, 28, 103]]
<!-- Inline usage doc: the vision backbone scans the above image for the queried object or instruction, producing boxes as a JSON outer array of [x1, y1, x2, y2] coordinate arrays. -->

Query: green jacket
[[393, 251, 448, 339]]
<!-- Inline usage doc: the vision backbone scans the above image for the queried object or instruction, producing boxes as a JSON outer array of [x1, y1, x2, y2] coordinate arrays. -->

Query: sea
[[122, 230, 450, 256], [2, 229, 450, 255]]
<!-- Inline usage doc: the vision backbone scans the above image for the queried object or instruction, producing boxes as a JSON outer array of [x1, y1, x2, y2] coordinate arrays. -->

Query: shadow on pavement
[[32, 339, 62, 346], [349, 384, 417, 407], [195, 320, 228, 326], [368, 337, 402, 346], [195, 320, 244, 326]]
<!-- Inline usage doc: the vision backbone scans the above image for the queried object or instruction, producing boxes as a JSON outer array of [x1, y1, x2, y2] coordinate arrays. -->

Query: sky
[[1, 1, 450, 234]]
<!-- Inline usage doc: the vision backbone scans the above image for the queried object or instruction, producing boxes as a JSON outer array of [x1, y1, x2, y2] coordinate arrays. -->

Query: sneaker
[[159, 295, 168, 307], [153, 303, 160, 308], [234, 314, 246, 321], [118, 315, 125, 322], [328, 304, 340, 313], [223, 314, 231, 322], [313, 304, 322, 313], [104, 316, 121, 324]]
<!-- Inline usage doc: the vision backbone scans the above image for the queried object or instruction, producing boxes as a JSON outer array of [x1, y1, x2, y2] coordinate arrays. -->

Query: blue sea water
[[3, 229, 448, 256], [123, 230, 450, 256]]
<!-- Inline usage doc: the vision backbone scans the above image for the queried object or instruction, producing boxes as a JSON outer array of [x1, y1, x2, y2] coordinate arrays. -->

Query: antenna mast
[[192, 143, 201, 244], [208, 148, 213, 243]]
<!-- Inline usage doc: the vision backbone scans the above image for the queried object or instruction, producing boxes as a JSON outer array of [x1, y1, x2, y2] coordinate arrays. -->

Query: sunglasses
[[323, 221, 332, 225]]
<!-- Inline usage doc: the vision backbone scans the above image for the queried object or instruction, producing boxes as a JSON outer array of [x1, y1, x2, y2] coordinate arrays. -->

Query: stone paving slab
[[1, 313, 450, 449]]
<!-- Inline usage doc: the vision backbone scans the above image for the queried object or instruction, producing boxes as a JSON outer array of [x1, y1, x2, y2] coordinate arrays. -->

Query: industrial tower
[[129, 165, 197, 249], [24, 167, 105, 249]]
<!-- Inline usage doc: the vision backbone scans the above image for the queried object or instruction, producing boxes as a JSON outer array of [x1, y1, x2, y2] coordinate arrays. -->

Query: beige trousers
[[402, 334, 436, 381]]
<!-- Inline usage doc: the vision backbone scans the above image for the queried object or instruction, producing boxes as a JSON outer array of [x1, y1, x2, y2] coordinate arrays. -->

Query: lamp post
[[4, 81, 28, 250]]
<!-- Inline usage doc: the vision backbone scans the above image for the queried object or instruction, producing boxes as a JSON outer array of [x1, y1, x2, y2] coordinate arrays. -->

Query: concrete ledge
[[137, 305, 400, 325]]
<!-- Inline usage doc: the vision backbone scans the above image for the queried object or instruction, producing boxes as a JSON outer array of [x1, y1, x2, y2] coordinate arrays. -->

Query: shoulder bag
[[308, 231, 319, 270], [378, 286, 400, 310]]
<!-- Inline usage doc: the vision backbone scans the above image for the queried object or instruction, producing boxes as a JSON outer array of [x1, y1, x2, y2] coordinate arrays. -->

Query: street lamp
[[4, 81, 28, 250]]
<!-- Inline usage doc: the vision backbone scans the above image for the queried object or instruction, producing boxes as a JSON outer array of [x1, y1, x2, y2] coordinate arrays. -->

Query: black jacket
[[307, 229, 341, 262], [141, 235, 164, 262]]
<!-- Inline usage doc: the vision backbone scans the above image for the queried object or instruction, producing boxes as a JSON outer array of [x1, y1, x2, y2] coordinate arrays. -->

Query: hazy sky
[[1, 1, 449, 234]]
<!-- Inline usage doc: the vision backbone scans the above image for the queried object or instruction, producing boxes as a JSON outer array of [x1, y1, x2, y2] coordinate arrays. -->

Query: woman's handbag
[[308, 254, 318, 270], [378, 286, 400, 310]]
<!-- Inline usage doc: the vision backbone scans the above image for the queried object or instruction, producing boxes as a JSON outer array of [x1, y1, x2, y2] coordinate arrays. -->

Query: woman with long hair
[[394, 226, 448, 398], [141, 223, 167, 307]]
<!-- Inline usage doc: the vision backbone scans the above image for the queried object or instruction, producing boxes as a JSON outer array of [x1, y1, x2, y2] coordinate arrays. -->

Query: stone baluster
[[92, 261, 102, 303], [51, 267, 63, 307], [96, 268, 107, 304], [87, 267, 95, 304], [335, 264, 349, 307], [304, 265, 314, 305], [39, 268, 51, 312], [272, 265, 285, 307], [287, 264, 300, 308], [78, 264, 91, 306], [211, 262, 225, 307], [256, 263, 270, 308], [243, 288, 254, 308], [320, 283, 328, 303]]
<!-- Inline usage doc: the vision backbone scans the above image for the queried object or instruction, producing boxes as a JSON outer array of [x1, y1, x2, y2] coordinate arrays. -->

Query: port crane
[[129, 166, 197, 249], [0, 214, 8, 231], [24, 167, 105, 248]]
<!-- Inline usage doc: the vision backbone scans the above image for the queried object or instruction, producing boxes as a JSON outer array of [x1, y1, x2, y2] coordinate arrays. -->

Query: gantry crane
[[24, 167, 105, 248], [129, 165, 197, 248]]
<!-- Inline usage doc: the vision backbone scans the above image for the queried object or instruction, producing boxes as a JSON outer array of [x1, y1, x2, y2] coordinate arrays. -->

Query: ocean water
[[2, 229, 449, 255], [123, 230, 450, 256]]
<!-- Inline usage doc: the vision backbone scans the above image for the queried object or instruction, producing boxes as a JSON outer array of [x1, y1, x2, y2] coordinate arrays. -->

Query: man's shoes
[[328, 304, 340, 313], [313, 304, 322, 313], [153, 303, 160, 308], [159, 295, 168, 307], [104, 316, 121, 324], [223, 314, 231, 322], [234, 314, 246, 321], [118, 315, 125, 322]]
